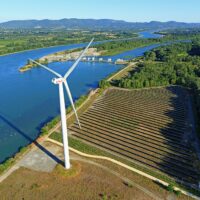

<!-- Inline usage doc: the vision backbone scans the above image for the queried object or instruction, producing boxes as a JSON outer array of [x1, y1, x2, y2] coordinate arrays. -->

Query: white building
[[116, 58, 124, 62], [115, 58, 126, 64]]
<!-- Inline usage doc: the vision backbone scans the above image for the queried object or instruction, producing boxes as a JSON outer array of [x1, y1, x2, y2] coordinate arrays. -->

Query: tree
[[99, 80, 111, 89], [145, 51, 156, 61]]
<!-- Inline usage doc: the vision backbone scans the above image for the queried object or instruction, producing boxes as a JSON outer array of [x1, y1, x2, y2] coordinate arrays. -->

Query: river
[[0, 32, 162, 163]]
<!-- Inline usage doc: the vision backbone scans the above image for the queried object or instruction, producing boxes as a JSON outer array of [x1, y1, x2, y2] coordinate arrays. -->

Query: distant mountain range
[[0, 18, 200, 30]]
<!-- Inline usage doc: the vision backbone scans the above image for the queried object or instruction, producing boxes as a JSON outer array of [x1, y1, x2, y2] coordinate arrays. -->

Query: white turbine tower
[[29, 38, 94, 169]]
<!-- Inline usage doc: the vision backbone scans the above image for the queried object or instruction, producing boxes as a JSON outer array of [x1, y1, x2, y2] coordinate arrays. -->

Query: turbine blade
[[64, 38, 94, 79], [29, 59, 62, 78], [63, 80, 81, 129]]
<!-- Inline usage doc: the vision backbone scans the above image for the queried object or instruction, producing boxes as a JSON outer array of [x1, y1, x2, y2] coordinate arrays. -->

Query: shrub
[[127, 182, 133, 188], [99, 80, 111, 89], [30, 183, 40, 190], [174, 190, 181, 196], [19, 146, 27, 154], [124, 181, 133, 188], [167, 184, 174, 192], [102, 193, 108, 200], [0, 157, 15, 174]]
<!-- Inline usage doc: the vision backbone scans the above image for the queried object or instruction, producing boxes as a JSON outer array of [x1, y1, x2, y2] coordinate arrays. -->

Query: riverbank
[[0, 43, 83, 57], [42, 47, 101, 60]]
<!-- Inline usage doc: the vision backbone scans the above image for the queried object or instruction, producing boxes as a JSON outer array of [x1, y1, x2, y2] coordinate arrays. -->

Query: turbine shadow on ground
[[0, 113, 63, 165], [159, 87, 200, 187]]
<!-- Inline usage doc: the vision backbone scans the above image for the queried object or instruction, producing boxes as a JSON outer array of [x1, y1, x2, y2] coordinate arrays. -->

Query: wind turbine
[[29, 38, 94, 169]]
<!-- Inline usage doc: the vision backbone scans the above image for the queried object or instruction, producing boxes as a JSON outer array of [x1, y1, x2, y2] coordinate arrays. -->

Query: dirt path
[[47, 138, 200, 200], [1, 140, 162, 200], [71, 156, 163, 200], [107, 62, 137, 81]]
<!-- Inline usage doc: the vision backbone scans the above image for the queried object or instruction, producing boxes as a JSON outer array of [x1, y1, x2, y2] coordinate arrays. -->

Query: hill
[[0, 18, 200, 30]]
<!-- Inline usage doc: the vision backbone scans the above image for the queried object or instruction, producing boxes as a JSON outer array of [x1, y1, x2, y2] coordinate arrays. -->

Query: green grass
[[39, 93, 89, 136], [167, 184, 174, 192], [0, 145, 30, 175], [0, 158, 15, 174], [53, 162, 80, 178], [40, 116, 60, 136]]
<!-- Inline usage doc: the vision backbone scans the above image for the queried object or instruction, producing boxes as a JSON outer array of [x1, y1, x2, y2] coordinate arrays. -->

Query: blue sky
[[0, 0, 199, 23]]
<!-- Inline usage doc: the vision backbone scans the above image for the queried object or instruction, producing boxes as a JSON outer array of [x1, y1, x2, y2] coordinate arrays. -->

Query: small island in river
[[19, 47, 128, 72], [19, 48, 103, 72]]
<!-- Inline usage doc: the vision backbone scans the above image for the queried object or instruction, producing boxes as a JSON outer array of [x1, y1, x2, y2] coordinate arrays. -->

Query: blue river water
[[139, 31, 163, 39], [0, 32, 162, 163]]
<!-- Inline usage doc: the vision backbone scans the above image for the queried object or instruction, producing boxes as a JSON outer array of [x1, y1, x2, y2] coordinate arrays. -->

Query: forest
[[95, 38, 160, 56]]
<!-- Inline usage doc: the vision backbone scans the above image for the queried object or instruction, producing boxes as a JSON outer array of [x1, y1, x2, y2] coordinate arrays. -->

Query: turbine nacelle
[[52, 77, 64, 85]]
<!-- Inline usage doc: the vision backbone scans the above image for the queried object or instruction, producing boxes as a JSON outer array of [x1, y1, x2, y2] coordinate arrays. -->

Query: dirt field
[[0, 161, 154, 200], [0, 140, 195, 200]]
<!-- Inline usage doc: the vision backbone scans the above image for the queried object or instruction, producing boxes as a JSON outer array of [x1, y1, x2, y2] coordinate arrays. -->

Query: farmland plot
[[69, 86, 200, 185]]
